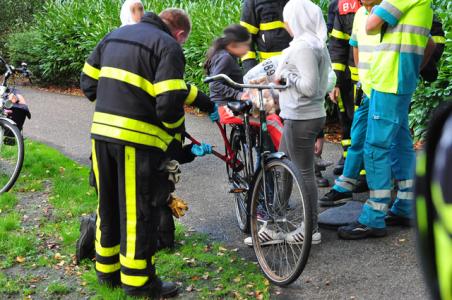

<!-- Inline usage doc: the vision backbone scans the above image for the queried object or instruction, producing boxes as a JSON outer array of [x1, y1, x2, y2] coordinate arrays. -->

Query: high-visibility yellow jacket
[[80, 13, 213, 153], [370, 0, 433, 94]]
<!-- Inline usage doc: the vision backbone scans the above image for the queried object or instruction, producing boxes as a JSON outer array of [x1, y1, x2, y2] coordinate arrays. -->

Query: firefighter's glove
[[191, 143, 212, 157], [209, 104, 219, 122], [165, 160, 181, 184], [169, 195, 188, 218]]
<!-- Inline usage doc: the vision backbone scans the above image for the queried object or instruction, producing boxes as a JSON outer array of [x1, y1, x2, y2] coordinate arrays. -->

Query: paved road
[[21, 87, 428, 299]]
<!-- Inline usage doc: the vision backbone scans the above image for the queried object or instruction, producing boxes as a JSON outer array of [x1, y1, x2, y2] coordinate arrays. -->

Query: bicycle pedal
[[229, 188, 248, 194]]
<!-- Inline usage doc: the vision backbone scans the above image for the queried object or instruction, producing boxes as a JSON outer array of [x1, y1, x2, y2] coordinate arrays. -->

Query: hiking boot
[[333, 157, 345, 175], [285, 224, 322, 245], [354, 175, 369, 193], [385, 211, 412, 227], [76, 213, 96, 264], [127, 281, 179, 299], [244, 222, 284, 247], [338, 222, 387, 240], [319, 189, 352, 207]]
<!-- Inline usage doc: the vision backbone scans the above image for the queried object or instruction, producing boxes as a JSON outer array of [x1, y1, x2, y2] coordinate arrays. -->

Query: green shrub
[[410, 1, 452, 141]]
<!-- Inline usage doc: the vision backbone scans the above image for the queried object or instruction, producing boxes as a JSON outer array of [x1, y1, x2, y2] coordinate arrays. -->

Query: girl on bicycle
[[204, 24, 284, 150], [275, 0, 333, 244]]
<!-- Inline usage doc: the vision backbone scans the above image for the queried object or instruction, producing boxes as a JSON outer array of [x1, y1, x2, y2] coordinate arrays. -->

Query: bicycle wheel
[[0, 119, 24, 194], [229, 127, 254, 233], [250, 158, 312, 286]]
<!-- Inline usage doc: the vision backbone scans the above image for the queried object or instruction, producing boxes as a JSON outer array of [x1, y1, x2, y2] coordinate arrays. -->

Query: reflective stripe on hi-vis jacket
[[371, 0, 433, 94], [91, 112, 176, 152], [349, 6, 381, 96]]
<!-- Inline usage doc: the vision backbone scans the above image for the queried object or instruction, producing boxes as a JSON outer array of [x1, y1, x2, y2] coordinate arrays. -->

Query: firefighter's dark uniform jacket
[[81, 13, 214, 155], [240, 0, 292, 73], [80, 13, 214, 294]]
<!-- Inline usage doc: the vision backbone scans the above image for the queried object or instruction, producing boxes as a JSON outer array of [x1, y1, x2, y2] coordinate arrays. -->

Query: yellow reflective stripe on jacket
[[162, 116, 185, 130], [332, 63, 346, 72], [96, 261, 121, 274], [185, 85, 198, 105], [260, 51, 282, 60], [433, 222, 452, 300], [432, 35, 445, 44], [121, 273, 148, 287], [100, 67, 156, 97], [242, 51, 257, 61], [431, 183, 452, 233], [83, 62, 100, 80], [240, 21, 259, 35], [92, 112, 174, 146], [125, 146, 138, 262], [120, 254, 147, 270], [331, 29, 350, 40], [154, 79, 187, 96], [175, 133, 182, 142], [260, 21, 285, 31], [341, 139, 352, 147], [95, 241, 120, 257]]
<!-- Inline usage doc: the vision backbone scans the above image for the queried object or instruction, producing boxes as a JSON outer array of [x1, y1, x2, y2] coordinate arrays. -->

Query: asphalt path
[[21, 87, 428, 299]]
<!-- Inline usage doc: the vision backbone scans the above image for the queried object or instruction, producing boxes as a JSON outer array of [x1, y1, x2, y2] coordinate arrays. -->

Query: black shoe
[[129, 281, 179, 299], [315, 169, 329, 188], [76, 213, 96, 264], [385, 211, 412, 227], [353, 175, 369, 193], [319, 189, 352, 207], [333, 157, 345, 175], [338, 222, 387, 240], [160, 281, 179, 298]]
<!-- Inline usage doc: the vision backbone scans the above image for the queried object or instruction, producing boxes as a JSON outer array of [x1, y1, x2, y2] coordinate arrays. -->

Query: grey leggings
[[279, 117, 326, 232]]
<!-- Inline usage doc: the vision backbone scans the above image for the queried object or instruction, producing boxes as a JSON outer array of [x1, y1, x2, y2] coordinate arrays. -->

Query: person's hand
[[240, 91, 250, 100], [191, 143, 213, 157], [329, 87, 340, 104], [169, 195, 188, 218], [8, 93, 18, 104], [315, 138, 324, 156], [209, 104, 219, 122]]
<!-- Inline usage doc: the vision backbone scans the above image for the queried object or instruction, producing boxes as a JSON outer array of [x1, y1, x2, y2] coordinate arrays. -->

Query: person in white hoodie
[[120, 0, 144, 26], [277, 0, 332, 244]]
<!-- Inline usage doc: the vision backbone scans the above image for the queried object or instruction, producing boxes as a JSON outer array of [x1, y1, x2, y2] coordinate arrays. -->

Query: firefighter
[[80, 9, 217, 297], [338, 0, 435, 239], [241, 0, 330, 186], [328, 0, 361, 176], [415, 101, 452, 300]]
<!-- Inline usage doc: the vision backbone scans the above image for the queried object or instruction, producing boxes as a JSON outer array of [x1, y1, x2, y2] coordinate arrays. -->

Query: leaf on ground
[[216, 267, 223, 273], [233, 276, 241, 283], [191, 276, 201, 281], [16, 256, 26, 263], [54, 253, 63, 260], [186, 284, 195, 292], [202, 273, 209, 280], [218, 246, 228, 252]]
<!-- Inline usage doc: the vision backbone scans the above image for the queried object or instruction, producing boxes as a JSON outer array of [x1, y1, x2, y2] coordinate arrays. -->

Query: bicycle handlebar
[[204, 74, 289, 90]]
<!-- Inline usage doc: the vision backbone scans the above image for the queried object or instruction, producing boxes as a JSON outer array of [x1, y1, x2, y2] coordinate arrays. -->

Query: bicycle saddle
[[227, 100, 253, 115]]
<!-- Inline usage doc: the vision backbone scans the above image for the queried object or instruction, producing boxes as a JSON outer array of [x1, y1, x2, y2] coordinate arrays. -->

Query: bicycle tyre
[[250, 157, 312, 286], [0, 119, 24, 194], [229, 127, 252, 233]]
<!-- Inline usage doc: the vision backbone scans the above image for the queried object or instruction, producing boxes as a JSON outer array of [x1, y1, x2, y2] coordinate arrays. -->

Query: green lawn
[[0, 140, 270, 299]]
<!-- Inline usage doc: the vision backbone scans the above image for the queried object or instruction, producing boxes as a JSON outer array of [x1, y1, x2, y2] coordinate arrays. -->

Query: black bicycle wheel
[[250, 158, 312, 286], [0, 119, 24, 194], [229, 126, 254, 233]]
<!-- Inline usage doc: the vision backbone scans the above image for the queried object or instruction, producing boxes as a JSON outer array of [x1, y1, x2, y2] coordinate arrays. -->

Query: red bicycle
[[187, 74, 313, 286]]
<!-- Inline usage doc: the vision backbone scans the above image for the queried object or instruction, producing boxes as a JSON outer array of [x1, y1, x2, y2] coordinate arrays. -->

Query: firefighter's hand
[[191, 143, 213, 157], [209, 104, 219, 122], [329, 87, 340, 104], [169, 195, 188, 218]]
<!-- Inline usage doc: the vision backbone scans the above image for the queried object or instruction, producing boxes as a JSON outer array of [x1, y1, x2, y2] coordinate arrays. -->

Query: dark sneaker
[[127, 281, 179, 299], [338, 222, 387, 240], [76, 213, 96, 264], [319, 189, 352, 207], [354, 175, 369, 193], [160, 281, 179, 298], [385, 211, 412, 227], [333, 157, 345, 175]]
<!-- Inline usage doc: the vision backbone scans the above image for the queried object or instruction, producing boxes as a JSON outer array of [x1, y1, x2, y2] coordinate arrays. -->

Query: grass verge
[[0, 139, 270, 299]]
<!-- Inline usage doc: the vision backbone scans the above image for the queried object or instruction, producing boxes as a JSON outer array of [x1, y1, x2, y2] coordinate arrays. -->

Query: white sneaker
[[244, 222, 285, 247], [285, 225, 322, 245]]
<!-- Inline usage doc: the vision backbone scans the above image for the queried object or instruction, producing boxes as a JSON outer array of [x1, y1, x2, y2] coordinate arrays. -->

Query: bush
[[410, 0, 452, 141], [5, 0, 241, 86]]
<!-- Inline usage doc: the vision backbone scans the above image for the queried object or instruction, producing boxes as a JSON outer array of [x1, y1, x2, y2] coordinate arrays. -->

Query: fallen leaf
[[233, 276, 241, 283], [16, 256, 26, 263], [191, 276, 200, 281], [218, 246, 228, 252], [399, 239, 406, 243], [186, 285, 195, 292], [202, 273, 209, 280], [54, 253, 63, 260]]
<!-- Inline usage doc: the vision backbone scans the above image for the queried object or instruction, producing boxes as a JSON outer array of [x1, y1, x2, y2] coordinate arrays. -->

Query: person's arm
[[154, 46, 188, 135], [421, 37, 436, 70], [209, 55, 244, 101], [327, 0, 338, 34], [184, 84, 215, 113], [80, 35, 109, 101], [349, 14, 359, 73], [367, 0, 416, 34], [240, 0, 259, 73], [420, 15, 446, 82], [283, 47, 319, 98]]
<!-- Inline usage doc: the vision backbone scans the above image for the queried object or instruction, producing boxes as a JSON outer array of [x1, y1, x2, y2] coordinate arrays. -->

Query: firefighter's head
[[159, 8, 192, 45]]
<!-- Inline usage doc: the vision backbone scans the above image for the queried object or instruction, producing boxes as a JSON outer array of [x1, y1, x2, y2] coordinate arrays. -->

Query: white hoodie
[[120, 0, 144, 26], [276, 0, 332, 121]]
